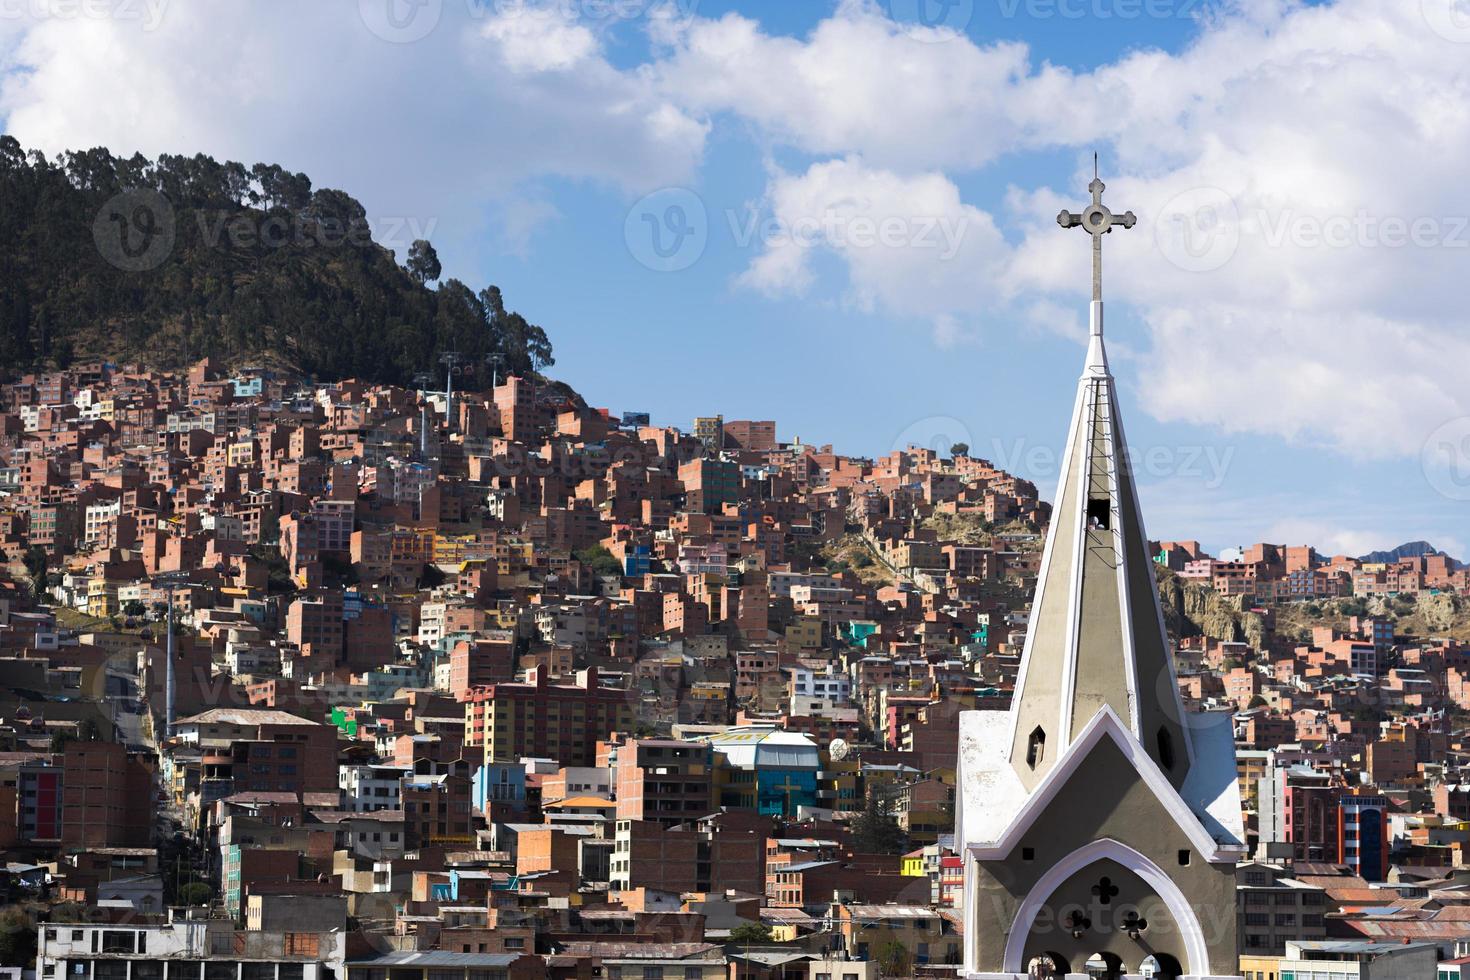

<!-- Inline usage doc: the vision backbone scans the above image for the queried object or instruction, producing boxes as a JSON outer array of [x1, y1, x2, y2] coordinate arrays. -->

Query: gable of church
[[967, 731, 1237, 976]]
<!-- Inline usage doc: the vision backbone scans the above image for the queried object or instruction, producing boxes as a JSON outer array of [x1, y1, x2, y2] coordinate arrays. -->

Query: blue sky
[[1, 0, 1466, 557]]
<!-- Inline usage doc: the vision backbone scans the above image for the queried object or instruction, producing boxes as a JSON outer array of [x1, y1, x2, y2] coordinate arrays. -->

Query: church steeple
[[957, 169, 1243, 980], [1007, 174, 1192, 790]]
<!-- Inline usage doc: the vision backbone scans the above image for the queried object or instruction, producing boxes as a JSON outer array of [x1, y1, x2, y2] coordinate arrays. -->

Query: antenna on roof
[[1094, 151, 1098, 180]]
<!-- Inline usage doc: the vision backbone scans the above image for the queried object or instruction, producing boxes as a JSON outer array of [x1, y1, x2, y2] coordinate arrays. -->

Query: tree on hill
[[0, 138, 553, 382], [575, 545, 623, 577], [407, 239, 442, 284]]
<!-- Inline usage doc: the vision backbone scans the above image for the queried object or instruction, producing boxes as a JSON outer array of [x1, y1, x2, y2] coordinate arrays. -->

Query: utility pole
[[485, 351, 505, 390], [439, 351, 461, 436], [155, 571, 190, 742], [413, 371, 432, 460]]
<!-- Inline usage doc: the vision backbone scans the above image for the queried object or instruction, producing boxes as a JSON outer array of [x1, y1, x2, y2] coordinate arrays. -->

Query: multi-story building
[[462, 666, 634, 769], [339, 763, 410, 813], [612, 737, 713, 827], [1240, 941, 1438, 980], [37, 918, 348, 980], [401, 758, 473, 849], [1236, 863, 1330, 955], [1259, 765, 1343, 862]]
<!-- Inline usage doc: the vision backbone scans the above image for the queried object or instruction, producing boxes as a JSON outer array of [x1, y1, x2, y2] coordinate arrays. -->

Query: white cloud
[[0, 0, 707, 272], [478, 7, 598, 72], [4, 0, 1469, 463], [732, 157, 1003, 343], [647, 0, 1470, 459]]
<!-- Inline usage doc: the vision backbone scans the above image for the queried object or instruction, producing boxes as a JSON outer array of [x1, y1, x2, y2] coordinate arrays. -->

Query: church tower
[[957, 174, 1245, 980]]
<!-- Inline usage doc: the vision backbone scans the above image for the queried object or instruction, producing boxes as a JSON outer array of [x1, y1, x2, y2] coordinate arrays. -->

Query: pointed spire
[[1008, 174, 1192, 792]]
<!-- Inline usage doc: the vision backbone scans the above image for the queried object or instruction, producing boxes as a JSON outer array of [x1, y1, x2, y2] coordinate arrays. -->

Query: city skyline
[[2, 1, 1466, 556]]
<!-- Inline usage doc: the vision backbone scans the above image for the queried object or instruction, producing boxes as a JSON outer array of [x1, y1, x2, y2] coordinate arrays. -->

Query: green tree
[[950, 442, 970, 457], [877, 939, 912, 978], [123, 599, 147, 618], [258, 507, 281, 547], [178, 881, 213, 906], [850, 788, 908, 855], [0, 137, 554, 386], [575, 545, 623, 577], [23, 545, 49, 598], [0, 904, 37, 969], [406, 239, 442, 284], [728, 922, 772, 945]]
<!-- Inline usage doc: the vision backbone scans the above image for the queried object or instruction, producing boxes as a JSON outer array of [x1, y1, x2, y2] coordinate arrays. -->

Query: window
[[1157, 728, 1175, 771], [1086, 498, 1111, 531], [1178, 850, 1191, 866], [1027, 727, 1046, 769]]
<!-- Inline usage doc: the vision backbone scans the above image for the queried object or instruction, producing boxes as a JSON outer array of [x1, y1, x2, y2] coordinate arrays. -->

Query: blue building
[[623, 545, 653, 577], [704, 727, 821, 816], [472, 762, 527, 814]]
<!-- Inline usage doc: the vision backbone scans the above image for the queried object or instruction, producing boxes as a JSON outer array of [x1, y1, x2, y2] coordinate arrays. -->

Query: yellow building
[[786, 614, 823, 651], [86, 577, 119, 618]]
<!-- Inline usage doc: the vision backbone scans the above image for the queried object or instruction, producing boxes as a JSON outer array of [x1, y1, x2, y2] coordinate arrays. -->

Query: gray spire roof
[[1005, 310, 1193, 791]]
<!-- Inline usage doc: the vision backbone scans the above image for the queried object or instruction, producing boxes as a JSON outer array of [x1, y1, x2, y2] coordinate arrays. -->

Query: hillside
[[0, 139, 552, 384]]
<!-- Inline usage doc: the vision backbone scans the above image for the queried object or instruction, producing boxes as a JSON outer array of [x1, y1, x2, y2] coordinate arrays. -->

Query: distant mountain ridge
[[1358, 540, 1462, 568]]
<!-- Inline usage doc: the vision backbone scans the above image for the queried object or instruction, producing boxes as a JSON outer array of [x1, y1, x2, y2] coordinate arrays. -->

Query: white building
[[339, 763, 411, 812], [38, 916, 347, 980]]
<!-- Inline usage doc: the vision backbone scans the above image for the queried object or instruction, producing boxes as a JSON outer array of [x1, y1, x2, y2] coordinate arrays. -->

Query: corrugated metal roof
[[347, 951, 521, 966]]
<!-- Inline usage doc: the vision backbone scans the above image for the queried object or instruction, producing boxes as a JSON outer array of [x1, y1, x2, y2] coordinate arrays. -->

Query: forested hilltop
[[0, 138, 552, 383]]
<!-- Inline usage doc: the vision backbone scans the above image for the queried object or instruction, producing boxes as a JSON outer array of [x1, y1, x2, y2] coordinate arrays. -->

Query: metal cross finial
[[1057, 168, 1136, 303]]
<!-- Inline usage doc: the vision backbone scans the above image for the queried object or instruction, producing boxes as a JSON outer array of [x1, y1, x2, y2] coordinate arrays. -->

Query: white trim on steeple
[[999, 837, 1214, 976], [1056, 378, 1091, 748], [1105, 382, 1145, 738], [1085, 299, 1108, 374], [1004, 377, 1089, 755], [967, 706, 1245, 865]]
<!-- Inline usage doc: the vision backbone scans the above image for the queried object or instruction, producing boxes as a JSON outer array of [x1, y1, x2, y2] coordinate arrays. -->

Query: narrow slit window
[[1086, 499, 1111, 531], [1157, 727, 1176, 771], [1027, 726, 1046, 769]]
